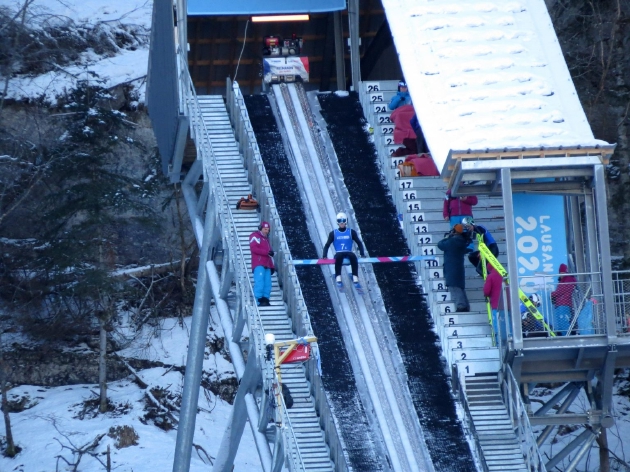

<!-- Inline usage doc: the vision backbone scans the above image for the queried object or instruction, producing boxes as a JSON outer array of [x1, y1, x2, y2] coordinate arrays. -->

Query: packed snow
[[0, 316, 263, 472], [381, 0, 611, 172]]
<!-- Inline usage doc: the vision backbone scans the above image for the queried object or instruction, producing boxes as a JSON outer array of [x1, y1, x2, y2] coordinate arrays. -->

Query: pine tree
[[1, 78, 157, 413]]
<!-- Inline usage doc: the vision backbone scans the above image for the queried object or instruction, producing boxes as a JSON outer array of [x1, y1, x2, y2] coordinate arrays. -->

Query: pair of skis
[[478, 238, 556, 338], [335, 273, 364, 295]]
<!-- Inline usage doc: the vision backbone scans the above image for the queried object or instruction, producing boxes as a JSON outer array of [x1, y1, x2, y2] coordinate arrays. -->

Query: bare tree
[[0, 330, 17, 457]]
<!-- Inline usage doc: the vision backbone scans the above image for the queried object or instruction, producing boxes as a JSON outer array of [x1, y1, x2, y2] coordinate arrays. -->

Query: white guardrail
[[501, 365, 547, 472], [225, 78, 349, 470]]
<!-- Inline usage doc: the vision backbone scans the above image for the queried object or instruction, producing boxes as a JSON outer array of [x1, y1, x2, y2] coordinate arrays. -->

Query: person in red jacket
[[390, 104, 416, 145], [551, 263, 577, 334], [443, 189, 478, 227], [483, 263, 503, 344], [249, 221, 275, 306]]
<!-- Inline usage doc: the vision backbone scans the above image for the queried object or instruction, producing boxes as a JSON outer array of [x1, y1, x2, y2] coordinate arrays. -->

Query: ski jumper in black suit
[[323, 227, 365, 278]]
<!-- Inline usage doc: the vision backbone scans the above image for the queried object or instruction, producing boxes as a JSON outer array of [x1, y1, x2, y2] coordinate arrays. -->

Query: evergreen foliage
[[0, 79, 157, 339]]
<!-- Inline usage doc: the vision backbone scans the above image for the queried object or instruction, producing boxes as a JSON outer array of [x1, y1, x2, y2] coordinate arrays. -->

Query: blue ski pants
[[253, 266, 272, 302]]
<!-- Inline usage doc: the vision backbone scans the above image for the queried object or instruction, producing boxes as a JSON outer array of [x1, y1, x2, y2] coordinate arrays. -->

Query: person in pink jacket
[[551, 263, 577, 334], [249, 221, 275, 306], [443, 189, 478, 227], [483, 263, 503, 344], [390, 104, 416, 145]]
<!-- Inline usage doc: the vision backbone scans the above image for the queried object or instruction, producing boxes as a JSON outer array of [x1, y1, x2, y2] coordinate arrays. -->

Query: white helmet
[[336, 212, 347, 224], [529, 293, 541, 306], [462, 216, 474, 226]]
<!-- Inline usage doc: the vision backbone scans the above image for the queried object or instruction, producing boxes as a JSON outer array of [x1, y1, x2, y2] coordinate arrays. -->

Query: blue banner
[[513, 194, 568, 278]]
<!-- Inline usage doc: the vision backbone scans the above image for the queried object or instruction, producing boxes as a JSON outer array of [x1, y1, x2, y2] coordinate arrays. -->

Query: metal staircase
[[195, 95, 334, 471], [359, 79, 531, 471], [464, 374, 527, 472]]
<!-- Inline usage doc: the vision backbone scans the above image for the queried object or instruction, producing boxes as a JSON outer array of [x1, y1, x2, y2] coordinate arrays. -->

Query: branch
[[117, 356, 180, 423]]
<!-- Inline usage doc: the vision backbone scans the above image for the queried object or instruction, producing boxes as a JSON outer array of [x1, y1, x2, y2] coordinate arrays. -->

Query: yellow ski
[[478, 239, 556, 337], [475, 234, 496, 344]]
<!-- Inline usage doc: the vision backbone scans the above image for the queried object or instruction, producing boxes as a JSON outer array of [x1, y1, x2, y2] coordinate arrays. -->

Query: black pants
[[449, 286, 469, 312], [335, 252, 358, 277]]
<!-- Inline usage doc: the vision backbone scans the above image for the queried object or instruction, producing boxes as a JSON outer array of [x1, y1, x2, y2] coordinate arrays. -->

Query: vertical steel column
[[333, 11, 346, 91], [175, 0, 188, 111], [583, 185, 602, 332], [270, 428, 285, 472], [501, 168, 523, 349], [173, 192, 215, 472], [594, 165, 616, 340], [347, 0, 361, 92], [569, 196, 586, 276], [213, 345, 261, 472], [584, 191, 599, 278]]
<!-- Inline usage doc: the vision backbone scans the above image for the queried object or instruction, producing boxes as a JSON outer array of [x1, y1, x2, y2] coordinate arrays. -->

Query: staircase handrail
[[501, 365, 547, 472], [178, 67, 309, 470], [226, 78, 350, 471], [454, 372, 490, 472]]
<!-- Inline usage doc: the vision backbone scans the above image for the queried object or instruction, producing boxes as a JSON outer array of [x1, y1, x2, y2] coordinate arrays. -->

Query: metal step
[[463, 374, 529, 471]]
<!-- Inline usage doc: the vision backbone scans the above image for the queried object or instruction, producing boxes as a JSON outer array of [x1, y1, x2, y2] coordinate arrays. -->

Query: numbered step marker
[[421, 245, 438, 256], [425, 257, 441, 268], [380, 125, 394, 135], [369, 92, 384, 103], [377, 115, 392, 124], [402, 191, 417, 201], [428, 268, 444, 280], [364, 82, 382, 93], [390, 157, 405, 169], [432, 280, 448, 292], [387, 144, 400, 155], [412, 218, 427, 229], [417, 234, 433, 245], [406, 202, 422, 212], [399, 179, 413, 190], [373, 103, 388, 114], [440, 303, 456, 314]]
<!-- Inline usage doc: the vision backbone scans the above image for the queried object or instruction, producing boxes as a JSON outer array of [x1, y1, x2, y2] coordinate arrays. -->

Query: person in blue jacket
[[388, 78, 412, 110], [323, 212, 366, 289]]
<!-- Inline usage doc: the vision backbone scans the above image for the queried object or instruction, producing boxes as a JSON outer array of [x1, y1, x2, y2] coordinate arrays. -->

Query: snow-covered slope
[[1, 0, 152, 106]]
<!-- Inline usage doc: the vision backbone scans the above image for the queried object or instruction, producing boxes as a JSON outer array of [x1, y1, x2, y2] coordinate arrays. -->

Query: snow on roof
[[381, 0, 610, 173]]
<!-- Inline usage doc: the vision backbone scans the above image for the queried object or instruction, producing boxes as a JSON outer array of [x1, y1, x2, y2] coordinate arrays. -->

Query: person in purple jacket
[[249, 221, 275, 306], [443, 189, 478, 227]]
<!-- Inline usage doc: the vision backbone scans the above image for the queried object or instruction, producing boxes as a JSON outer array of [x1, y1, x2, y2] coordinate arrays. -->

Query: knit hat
[[398, 78, 407, 90], [453, 224, 464, 234], [260, 221, 270, 230], [559, 263, 568, 273]]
